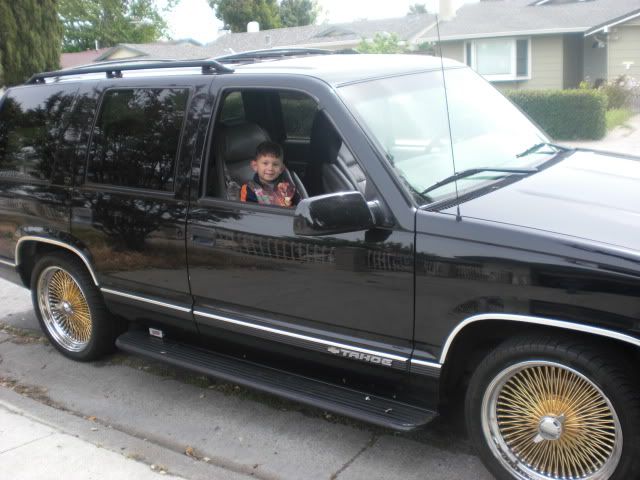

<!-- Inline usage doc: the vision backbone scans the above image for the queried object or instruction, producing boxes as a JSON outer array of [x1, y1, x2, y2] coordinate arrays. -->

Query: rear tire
[[465, 335, 640, 480], [31, 252, 117, 361]]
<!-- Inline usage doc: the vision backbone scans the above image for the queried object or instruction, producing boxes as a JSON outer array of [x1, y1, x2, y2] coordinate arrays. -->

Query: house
[[70, 15, 438, 65], [427, 0, 640, 90], [202, 14, 437, 57], [94, 39, 206, 62], [60, 48, 111, 69]]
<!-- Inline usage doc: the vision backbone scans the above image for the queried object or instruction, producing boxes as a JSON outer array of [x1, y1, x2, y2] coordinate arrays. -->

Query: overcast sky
[[164, 0, 470, 44]]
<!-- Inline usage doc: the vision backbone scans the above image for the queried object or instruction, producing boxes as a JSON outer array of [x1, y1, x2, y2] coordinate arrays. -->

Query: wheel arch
[[440, 314, 640, 400], [15, 236, 99, 288]]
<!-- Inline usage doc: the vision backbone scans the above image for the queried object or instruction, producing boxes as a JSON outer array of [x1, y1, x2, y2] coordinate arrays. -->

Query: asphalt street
[[0, 278, 493, 480]]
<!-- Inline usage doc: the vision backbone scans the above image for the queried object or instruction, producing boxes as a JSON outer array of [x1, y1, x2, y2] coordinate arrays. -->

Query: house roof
[[203, 13, 437, 57], [60, 48, 111, 69], [427, 0, 640, 42], [95, 41, 208, 62]]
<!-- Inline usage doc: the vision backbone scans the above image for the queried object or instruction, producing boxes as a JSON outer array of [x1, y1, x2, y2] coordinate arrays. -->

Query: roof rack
[[214, 48, 336, 64], [26, 59, 234, 85]]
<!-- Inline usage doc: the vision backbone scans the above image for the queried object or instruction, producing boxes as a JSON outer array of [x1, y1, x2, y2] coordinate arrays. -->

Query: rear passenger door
[[71, 79, 211, 331], [186, 75, 416, 375]]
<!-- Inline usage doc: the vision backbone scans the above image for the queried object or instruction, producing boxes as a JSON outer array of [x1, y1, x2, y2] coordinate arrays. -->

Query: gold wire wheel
[[482, 361, 622, 480], [37, 266, 93, 352]]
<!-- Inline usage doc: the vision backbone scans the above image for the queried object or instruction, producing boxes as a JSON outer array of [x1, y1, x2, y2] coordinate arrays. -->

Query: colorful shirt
[[240, 173, 299, 208]]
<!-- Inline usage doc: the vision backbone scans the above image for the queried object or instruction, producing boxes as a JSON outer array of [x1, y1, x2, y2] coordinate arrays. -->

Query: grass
[[605, 108, 634, 131]]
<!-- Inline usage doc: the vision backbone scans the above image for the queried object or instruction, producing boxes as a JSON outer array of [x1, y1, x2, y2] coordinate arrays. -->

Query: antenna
[[435, 15, 462, 222]]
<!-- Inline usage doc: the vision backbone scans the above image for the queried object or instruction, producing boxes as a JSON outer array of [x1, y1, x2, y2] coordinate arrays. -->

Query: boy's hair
[[255, 140, 283, 160]]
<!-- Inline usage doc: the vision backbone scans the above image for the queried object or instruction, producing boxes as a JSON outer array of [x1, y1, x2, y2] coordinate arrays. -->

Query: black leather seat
[[214, 122, 270, 199], [308, 111, 366, 197], [214, 121, 308, 201]]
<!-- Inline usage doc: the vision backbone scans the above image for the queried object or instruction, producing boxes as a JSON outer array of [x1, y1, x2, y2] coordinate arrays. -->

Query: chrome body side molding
[[0, 258, 16, 268], [15, 236, 100, 286], [440, 313, 640, 364], [101, 288, 192, 313], [410, 359, 442, 378], [194, 309, 409, 370]]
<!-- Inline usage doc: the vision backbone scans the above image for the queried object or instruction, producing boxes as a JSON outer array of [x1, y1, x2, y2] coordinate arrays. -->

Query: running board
[[116, 331, 436, 432]]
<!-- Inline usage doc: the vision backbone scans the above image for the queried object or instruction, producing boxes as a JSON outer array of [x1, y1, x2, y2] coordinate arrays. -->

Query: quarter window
[[0, 86, 76, 181], [86, 88, 189, 191]]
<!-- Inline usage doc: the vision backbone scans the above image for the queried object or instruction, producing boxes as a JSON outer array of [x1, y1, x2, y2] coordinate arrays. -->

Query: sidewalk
[[562, 113, 640, 156], [0, 398, 184, 480]]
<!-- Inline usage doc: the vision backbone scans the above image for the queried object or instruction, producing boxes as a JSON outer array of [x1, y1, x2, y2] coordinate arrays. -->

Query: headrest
[[216, 122, 270, 165]]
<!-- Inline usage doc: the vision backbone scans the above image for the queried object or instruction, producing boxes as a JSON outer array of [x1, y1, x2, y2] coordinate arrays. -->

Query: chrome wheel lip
[[37, 266, 92, 353], [481, 360, 623, 480]]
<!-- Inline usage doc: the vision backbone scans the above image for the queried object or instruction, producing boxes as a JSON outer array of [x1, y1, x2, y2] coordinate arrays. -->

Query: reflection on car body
[[0, 52, 639, 480]]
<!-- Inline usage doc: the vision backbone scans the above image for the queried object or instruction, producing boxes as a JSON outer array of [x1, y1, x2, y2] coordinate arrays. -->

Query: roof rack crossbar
[[26, 60, 234, 84]]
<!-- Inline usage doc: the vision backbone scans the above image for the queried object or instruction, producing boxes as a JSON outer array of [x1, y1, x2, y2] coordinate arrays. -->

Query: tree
[[58, 0, 174, 53], [357, 33, 407, 54], [208, 0, 281, 33], [408, 4, 428, 15], [0, 0, 62, 86], [279, 0, 319, 27]]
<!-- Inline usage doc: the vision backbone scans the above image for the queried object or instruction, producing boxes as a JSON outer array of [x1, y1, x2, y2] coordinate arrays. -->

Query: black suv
[[1, 52, 639, 480]]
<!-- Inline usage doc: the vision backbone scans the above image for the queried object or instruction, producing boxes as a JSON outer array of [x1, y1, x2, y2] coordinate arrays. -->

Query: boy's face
[[251, 154, 285, 183]]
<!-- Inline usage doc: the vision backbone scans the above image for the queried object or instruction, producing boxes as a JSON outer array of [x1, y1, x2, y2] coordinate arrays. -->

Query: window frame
[[464, 37, 531, 82], [202, 86, 326, 205], [84, 86, 193, 193]]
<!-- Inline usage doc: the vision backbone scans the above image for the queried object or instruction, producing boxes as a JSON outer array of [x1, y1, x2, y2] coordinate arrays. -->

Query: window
[[280, 91, 318, 139], [219, 91, 245, 123], [464, 38, 530, 81], [0, 86, 76, 181], [209, 88, 356, 204], [86, 88, 189, 191]]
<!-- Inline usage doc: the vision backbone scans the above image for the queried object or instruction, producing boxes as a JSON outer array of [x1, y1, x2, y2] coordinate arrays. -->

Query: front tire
[[31, 252, 117, 361], [465, 335, 640, 480]]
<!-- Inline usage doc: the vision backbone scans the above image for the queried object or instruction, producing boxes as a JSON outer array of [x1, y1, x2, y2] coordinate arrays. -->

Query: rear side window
[[280, 91, 317, 139], [86, 88, 189, 191], [219, 91, 245, 123], [0, 86, 76, 181]]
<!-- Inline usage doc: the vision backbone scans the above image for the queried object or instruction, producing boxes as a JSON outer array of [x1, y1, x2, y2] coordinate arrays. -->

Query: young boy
[[240, 141, 299, 208]]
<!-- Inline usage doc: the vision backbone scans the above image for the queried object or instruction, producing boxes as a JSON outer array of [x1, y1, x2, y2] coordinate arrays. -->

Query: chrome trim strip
[[15, 236, 99, 286], [101, 288, 192, 313], [0, 259, 16, 268], [410, 359, 442, 378], [440, 313, 640, 364], [194, 309, 408, 363], [411, 359, 442, 369]]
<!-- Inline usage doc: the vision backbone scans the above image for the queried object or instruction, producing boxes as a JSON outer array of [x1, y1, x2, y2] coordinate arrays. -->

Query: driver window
[[205, 89, 365, 207]]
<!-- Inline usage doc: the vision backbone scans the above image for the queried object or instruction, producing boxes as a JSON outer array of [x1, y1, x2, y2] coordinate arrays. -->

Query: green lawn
[[605, 108, 634, 131]]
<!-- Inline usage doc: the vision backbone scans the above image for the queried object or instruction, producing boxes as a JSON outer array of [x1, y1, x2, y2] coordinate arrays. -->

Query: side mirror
[[294, 191, 375, 236]]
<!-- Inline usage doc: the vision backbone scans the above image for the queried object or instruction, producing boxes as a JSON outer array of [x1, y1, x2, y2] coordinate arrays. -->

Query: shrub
[[600, 75, 637, 109], [505, 89, 607, 140]]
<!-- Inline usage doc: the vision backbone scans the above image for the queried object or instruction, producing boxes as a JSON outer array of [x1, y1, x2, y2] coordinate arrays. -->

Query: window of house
[[86, 88, 189, 191], [0, 86, 77, 181], [464, 38, 530, 81]]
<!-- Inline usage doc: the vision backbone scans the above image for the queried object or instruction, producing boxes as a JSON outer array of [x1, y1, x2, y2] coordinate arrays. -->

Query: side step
[[116, 331, 436, 432]]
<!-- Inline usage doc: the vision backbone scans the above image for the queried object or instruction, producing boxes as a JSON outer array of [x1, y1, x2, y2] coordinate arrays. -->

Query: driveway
[[563, 113, 640, 156]]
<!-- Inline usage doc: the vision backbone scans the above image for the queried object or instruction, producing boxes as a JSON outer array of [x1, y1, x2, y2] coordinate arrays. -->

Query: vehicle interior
[[206, 89, 367, 203]]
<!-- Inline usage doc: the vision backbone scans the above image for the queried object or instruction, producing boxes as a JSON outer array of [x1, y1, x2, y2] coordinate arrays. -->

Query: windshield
[[339, 67, 552, 204]]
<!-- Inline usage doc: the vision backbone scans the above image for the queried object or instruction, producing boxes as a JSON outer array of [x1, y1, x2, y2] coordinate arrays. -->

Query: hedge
[[505, 89, 608, 140]]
